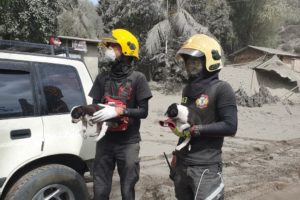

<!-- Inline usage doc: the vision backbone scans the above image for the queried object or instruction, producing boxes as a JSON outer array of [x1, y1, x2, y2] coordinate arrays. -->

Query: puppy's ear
[[80, 106, 86, 116], [165, 103, 178, 118], [72, 106, 85, 119], [165, 104, 173, 116]]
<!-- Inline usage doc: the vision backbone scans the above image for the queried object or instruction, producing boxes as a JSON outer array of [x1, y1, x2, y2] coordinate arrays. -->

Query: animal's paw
[[71, 118, 81, 123], [82, 131, 88, 139], [81, 124, 88, 138], [88, 119, 94, 126]]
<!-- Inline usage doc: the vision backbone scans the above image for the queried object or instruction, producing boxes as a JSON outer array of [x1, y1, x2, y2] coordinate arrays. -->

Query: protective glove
[[92, 104, 118, 123]]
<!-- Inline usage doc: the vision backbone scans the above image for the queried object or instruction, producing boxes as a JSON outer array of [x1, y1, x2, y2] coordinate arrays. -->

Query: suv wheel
[[5, 164, 89, 200]]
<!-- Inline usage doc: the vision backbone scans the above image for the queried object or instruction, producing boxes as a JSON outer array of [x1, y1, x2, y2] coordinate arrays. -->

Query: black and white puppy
[[165, 103, 201, 151], [70, 104, 108, 142]]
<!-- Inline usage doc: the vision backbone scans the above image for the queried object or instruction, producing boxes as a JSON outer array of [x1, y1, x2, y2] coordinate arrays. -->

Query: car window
[[37, 63, 85, 114], [0, 69, 34, 119]]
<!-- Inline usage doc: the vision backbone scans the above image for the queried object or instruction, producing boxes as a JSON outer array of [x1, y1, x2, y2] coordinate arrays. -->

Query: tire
[[5, 164, 89, 200]]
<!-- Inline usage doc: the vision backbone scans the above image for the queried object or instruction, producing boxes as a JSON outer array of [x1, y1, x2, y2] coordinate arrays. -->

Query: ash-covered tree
[[97, 0, 165, 79], [0, 0, 61, 42], [145, 0, 233, 88], [276, 0, 300, 53], [228, 0, 288, 49], [97, 0, 230, 92], [144, 0, 210, 90], [145, 0, 209, 56], [58, 0, 103, 39], [97, 0, 164, 40], [284, 0, 300, 25], [185, 0, 234, 53]]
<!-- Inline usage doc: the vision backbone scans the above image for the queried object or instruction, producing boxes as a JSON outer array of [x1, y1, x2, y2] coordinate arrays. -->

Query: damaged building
[[229, 45, 300, 73], [223, 46, 300, 105]]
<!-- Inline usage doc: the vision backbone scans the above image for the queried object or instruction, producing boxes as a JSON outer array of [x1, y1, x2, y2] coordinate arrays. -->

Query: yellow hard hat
[[101, 29, 139, 60], [176, 34, 222, 72]]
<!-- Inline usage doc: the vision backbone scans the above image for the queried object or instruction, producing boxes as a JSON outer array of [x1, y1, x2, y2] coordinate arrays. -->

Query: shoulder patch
[[196, 94, 209, 109]]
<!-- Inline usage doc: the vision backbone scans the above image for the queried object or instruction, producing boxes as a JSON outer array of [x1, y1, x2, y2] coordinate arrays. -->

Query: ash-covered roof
[[229, 45, 300, 58], [253, 55, 300, 83]]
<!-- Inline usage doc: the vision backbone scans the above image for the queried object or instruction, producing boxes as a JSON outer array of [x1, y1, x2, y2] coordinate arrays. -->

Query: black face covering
[[184, 62, 220, 99], [109, 56, 133, 80]]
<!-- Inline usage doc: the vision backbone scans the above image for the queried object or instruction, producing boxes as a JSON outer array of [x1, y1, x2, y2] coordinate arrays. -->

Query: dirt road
[[87, 90, 300, 199]]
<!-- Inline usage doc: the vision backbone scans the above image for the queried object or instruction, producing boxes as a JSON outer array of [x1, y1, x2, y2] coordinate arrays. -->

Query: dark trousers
[[173, 161, 224, 200], [93, 139, 140, 200]]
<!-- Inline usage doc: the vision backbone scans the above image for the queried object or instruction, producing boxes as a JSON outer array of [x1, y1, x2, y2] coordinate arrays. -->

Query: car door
[[0, 59, 44, 178], [35, 62, 96, 160]]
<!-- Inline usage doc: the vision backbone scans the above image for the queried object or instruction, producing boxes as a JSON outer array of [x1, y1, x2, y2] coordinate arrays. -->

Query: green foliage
[[0, 0, 61, 42], [0, 0, 9, 7]]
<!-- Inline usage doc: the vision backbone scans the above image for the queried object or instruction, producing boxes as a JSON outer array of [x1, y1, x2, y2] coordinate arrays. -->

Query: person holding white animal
[[171, 34, 238, 200], [89, 29, 152, 200], [159, 103, 202, 151]]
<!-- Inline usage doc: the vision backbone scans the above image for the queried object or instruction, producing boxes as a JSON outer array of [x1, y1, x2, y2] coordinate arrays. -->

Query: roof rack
[[0, 39, 80, 57]]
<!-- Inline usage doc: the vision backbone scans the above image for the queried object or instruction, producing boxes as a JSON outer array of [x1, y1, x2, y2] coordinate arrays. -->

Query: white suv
[[0, 50, 96, 200]]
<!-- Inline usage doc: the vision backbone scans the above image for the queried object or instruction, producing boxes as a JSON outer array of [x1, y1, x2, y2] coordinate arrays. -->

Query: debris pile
[[235, 86, 280, 107]]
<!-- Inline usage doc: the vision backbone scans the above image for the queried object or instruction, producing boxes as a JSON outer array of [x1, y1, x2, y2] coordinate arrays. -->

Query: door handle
[[10, 129, 31, 139]]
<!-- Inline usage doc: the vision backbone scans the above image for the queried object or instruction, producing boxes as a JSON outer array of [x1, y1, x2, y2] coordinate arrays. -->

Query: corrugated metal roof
[[248, 45, 300, 57], [253, 55, 300, 83], [229, 45, 300, 58]]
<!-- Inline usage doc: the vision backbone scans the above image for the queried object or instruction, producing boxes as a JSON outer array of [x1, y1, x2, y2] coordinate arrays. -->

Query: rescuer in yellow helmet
[[89, 29, 152, 199], [171, 34, 238, 200]]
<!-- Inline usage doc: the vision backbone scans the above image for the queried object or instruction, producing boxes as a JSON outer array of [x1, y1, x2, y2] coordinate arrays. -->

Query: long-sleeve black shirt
[[178, 79, 238, 165]]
